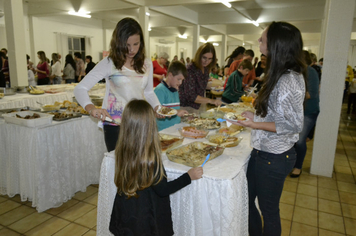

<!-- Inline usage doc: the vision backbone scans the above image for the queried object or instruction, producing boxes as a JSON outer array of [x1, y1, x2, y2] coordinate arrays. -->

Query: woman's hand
[[210, 99, 223, 107], [154, 105, 165, 119], [177, 109, 188, 117], [188, 167, 203, 180], [86, 104, 111, 121], [242, 111, 254, 120]]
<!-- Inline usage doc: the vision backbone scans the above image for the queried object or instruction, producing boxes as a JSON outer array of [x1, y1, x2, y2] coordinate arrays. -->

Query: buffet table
[[97, 123, 252, 236], [0, 116, 107, 212]]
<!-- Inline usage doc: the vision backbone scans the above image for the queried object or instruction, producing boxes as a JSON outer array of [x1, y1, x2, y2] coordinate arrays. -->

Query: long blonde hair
[[114, 99, 164, 198]]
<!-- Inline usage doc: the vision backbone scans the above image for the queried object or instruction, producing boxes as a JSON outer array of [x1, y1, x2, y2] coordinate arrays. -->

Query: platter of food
[[2, 111, 53, 127], [47, 111, 82, 121], [29, 88, 45, 95], [218, 124, 244, 137], [181, 113, 199, 123], [224, 112, 246, 123], [206, 134, 241, 147], [157, 106, 177, 116], [178, 126, 209, 139], [159, 134, 184, 152], [42, 104, 61, 111], [200, 110, 225, 119], [0, 106, 41, 117], [166, 141, 225, 167], [0, 93, 4, 99], [188, 118, 221, 130]]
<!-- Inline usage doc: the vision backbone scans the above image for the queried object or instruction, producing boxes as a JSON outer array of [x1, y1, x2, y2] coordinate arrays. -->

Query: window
[[68, 37, 85, 59]]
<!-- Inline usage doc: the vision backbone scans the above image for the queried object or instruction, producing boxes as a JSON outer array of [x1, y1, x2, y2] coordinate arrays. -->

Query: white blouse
[[74, 57, 160, 123]]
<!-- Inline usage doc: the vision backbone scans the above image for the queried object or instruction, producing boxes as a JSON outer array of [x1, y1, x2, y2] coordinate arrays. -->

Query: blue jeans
[[247, 148, 296, 236], [294, 112, 319, 169]]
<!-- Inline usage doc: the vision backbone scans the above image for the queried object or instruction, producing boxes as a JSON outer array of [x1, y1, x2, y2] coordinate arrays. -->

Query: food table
[[0, 116, 107, 212], [97, 123, 252, 236]]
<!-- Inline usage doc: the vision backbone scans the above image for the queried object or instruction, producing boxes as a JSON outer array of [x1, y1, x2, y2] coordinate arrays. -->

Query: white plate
[[224, 112, 247, 122], [157, 106, 178, 116]]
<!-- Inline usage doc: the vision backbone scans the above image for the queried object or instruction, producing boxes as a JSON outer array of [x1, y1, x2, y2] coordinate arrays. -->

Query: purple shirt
[[179, 63, 209, 109]]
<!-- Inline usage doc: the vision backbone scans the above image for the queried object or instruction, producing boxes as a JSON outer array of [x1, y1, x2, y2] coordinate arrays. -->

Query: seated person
[[209, 65, 219, 79], [154, 61, 189, 131], [222, 59, 253, 104]]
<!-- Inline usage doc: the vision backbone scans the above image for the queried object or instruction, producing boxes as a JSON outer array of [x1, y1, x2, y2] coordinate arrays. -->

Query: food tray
[[218, 124, 244, 137], [42, 104, 61, 111], [188, 118, 221, 130], [2, 111, 53, 127], [200, 110, 225, 119], [181, 113, 199, 123], [166, 141, 225, 167], [178, 127, 209, 139], [47, 111, 83, 121], [206, 134, 242, 147], [159, 134, 184, 152], [0, 106, 41, 117]]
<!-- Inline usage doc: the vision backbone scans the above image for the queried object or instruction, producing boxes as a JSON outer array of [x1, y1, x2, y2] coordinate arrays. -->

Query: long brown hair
[[192, 43, 217, 71], [109, 18, 146, 74], [254, 22, 307, 117], [114, 99, 164, 198], [37, 51, 47, 64]]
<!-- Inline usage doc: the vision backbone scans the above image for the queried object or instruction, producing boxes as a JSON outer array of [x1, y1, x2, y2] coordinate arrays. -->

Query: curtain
[[55, 32, 68, 65], [85, 37, 92, 58]]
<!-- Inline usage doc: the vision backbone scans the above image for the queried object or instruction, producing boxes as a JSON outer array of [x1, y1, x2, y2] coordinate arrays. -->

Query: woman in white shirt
[[74, 18, 162, 151], [236, 22, 306, 236], [51, 53, 62, 84]]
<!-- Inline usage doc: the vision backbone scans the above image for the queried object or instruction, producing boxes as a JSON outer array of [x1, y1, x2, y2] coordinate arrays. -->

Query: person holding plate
[[235, 21, 306, 236], [74, 18, 163, 152]]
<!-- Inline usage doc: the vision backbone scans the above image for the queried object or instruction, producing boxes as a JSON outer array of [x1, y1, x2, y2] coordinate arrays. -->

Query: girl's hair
[[109, 18, 146, 74], [254, 21, 307, 117], [52, 53, 59, 63], [37, 51, 46, 63], [65, 54, 76, 71], [225, 46, 245, 66], [192, 43, 217, 71], [114, 99, 164, 198]]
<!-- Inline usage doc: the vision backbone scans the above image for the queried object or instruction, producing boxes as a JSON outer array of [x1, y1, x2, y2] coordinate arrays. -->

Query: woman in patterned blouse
[[236, 22, 306, 236], [179, 43, 223, 112]]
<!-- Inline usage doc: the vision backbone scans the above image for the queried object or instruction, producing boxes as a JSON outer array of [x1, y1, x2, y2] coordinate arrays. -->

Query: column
[[192, 25, 200, 55], [310, 0, 356, 177], [221, 34, 227, 66], [139, 6, 150, 58], [4, 0, 28, 87], [317, 0, 330, 59]]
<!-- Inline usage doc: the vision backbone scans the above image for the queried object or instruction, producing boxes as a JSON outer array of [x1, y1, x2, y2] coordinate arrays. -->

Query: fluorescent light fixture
[[213, 43, 219, 46], [251, 20, 259, 27], [221, 1, 231, 8], [146, 12, 150, 16], [178, 34, 187, 39], [68, 10, 91, 18], [148, 26, 152, 31]]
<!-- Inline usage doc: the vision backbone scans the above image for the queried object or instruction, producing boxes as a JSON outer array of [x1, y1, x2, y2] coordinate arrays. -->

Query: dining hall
[[1, 0, 356, 235]]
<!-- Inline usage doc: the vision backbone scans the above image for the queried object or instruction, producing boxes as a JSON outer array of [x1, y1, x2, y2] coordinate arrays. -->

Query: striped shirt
[[251, 71, 305, 154]]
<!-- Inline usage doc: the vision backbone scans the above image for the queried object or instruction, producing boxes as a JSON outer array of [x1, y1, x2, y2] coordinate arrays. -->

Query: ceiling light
[[178, 34, 187, 39], [148, 26, 152, 31], [221, 1, 231, 8], [213, 43, 219, 46], [68, 10, 91, 18], [251, 20, 259, 27], [146, 12, 150, 16]]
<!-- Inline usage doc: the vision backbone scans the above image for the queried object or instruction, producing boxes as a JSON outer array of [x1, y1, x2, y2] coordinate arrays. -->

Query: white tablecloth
[[97, 123, 252, 236], [0, 92, 73, 109], [0, 116, 107, 212]]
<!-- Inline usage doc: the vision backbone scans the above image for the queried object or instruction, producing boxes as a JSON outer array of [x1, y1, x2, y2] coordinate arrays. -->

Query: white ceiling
[[2, 0, 356, 47]]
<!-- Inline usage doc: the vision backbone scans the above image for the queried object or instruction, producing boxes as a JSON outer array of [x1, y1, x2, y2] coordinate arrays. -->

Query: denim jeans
[[247, 148, 296, 236], [294, 112, 319, 169]]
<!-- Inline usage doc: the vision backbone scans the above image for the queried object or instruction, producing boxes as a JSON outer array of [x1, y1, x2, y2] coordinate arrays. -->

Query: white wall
[[30, 16, 104, 64]]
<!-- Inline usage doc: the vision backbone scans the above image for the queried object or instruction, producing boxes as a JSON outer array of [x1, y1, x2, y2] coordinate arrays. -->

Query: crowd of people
[[0, 47, 97, 87], [2, 15, 349, 236]]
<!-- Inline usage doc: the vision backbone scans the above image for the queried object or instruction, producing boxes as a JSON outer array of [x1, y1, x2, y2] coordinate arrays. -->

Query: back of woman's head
[[52, 53, 59, 62], [114, 99, 163, 197], [65, 54, 76, 70], [192, 42, 217, 70], [225, 46, 245, 63], [109, 18, 145, 74], [255, 21, 306, 117]]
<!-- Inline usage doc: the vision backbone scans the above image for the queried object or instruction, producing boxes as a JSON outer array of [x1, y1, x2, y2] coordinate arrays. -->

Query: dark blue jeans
[[294, 112, 319, 169], [247, 148, 296, 236]]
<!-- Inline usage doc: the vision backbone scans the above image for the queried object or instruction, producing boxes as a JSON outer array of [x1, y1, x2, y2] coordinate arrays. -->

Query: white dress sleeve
[[74, 58, 112, 109], [144, 59, 161, 109]]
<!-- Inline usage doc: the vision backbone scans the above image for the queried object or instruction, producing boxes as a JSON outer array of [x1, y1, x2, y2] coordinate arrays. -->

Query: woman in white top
[[51, 53, 62, 84], [74, 18, 162, 151], [235, 22, 306, 236]]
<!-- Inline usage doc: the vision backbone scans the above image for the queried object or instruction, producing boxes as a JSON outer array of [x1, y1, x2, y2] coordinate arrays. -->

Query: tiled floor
[[0, 104, 356, 236]]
